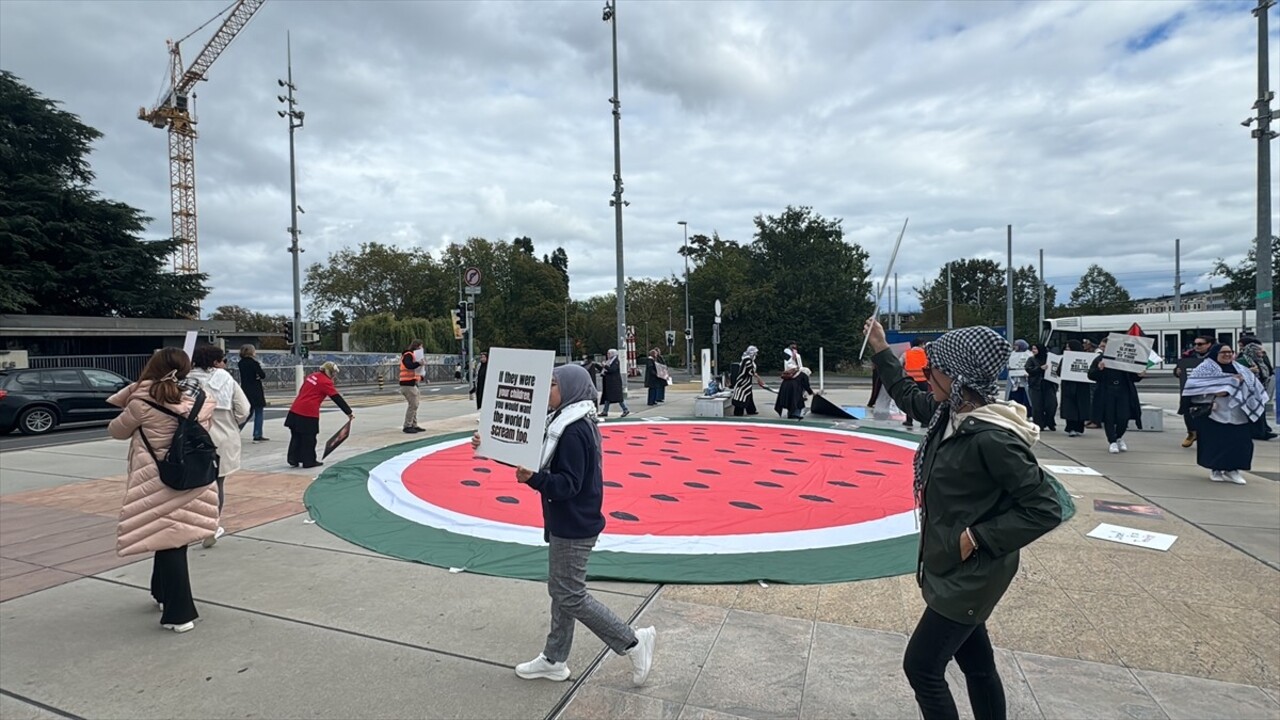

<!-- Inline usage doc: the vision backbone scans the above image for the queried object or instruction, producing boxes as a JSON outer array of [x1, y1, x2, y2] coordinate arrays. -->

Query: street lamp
[[603, 0, 629, 380], [678, 220, 691, 375], [278, 33, 305, 387]]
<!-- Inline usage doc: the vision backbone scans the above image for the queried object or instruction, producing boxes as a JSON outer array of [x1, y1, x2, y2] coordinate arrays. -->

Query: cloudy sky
[[1, 0, 1274, 317]]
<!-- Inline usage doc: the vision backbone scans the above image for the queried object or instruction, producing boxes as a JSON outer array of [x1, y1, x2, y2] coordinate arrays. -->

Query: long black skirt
[[1195, 419, 1253, 471]]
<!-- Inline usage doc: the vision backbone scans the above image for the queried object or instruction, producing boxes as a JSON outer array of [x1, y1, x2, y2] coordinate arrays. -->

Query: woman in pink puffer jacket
[[108, 347, 218, 633]]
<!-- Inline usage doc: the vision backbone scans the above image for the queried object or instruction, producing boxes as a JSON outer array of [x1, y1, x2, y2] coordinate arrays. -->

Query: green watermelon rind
[[304, 418, 923, 585]]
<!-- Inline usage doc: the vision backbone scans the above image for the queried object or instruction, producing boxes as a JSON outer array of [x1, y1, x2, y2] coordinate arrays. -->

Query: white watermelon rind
[[304, 419, 922, 585]]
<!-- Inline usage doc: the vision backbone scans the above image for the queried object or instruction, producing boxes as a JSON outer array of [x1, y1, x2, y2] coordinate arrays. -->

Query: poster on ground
[[1093, 499, 1165, 519], [1044, 353, 1063, 384], [1060, 351, 1096, 384], [1086, 523, 1177, 551], [1102, 333, 1155, 374], [476, 347, 554, 469], [1007, 351, 1031, 378]]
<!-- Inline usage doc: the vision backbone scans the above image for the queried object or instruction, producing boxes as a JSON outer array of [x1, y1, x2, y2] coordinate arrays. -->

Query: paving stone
[[1015, 652, 1167, 719], [945, 647, 1044, 720], [589, 598, 728, 705], [0, 567, 80, 602], [1132, 668, 1280, 720], [800, 623, 917, 720], [559, 685, 682, 720], [684, 610, 811, 720], [732, 582, 820, 622], [661, 584, 743, 609]]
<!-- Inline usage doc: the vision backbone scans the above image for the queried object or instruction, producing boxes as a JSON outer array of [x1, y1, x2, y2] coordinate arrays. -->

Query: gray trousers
[[399, 385, 419, 427], [543, 535, 636, 664]]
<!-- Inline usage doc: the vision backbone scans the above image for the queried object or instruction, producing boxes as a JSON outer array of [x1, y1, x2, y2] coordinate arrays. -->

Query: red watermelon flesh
[[401, 423, 916, 536]]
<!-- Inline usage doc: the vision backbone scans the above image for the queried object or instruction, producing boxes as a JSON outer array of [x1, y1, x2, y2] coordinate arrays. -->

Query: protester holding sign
[[1088, 339, 1144, 454], [1174, 337, 1214, 448], [1007, 340, 1031, 414], [472, 364, 656, 686], [285, 362, 354, 469], [1024, 344, 1057, 432], [1058, 341, 1093, 437], [1183, 344, 1269, 485]]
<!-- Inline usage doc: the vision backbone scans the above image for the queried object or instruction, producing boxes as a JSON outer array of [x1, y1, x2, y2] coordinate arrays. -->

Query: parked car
[[0, 368, 131, 435]]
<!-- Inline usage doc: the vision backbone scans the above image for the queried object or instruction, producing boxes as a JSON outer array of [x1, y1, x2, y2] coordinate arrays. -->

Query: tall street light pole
[[678, 220, 690, 374], [1247, 0, 1276, 349], [277, 33, 305, 387], [603, 0, 629, 382]]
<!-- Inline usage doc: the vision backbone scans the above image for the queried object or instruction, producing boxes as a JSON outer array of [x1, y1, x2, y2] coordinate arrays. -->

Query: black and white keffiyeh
[[911, 326, 1011, 509], [1183, 355, 1269, 422]]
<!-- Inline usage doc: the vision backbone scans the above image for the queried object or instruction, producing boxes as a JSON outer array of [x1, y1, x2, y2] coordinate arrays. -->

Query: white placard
[[1007, 351, 1031, 378], [1060, 351, 1096, 384], [1087, 523, 1177, 551], [476, 347, 554, 469], [1043, 464, 1102, 476], [182, 330, 198, 357], [1102, 333, 1155, 374], [1044, 353, 1063, 385], [701, 349, 712, 389]]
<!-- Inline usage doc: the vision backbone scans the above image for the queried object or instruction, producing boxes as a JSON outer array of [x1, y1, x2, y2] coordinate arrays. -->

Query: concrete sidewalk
[[1, 389, 1277, 719]]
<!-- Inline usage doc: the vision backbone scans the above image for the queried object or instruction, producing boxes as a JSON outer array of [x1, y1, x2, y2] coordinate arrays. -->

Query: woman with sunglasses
[[865, 317, 1068, 720], [1174, 337, 1215, 448], [1182, 344, 1268, 485]]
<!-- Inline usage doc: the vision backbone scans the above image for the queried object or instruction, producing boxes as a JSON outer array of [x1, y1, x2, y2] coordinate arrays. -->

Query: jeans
[[543, 535, 636, 664], [251, 405, 265, 440], [904, 608, 1006, 720], [601, 401, 629, 416], [647, 385, 660, 405], [151, 546, 198, 625]]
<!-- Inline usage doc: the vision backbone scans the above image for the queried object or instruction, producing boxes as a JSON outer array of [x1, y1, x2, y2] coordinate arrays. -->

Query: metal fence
[[29, 354, 152, 379]]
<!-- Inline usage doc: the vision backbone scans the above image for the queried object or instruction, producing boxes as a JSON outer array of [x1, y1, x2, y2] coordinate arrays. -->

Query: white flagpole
[[859, 218, 909, 359]]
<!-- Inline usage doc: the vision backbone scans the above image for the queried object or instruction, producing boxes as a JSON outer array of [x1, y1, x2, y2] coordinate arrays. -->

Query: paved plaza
[[1, 384, 1277, 719]]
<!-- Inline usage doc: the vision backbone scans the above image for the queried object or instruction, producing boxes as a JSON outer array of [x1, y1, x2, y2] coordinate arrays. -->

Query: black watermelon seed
[[684, 482, 710, 489], [604, 481, 623, 488], [665, 440, 680, 444], [715, 449, 734, 454], [730, 459, 751, 465], [610, 511, 639, 522], [784, 458, 807, 463], [826, 439, 844, 444], [771, 469, 797, 476], [496, 496, 519, 504], [672, 456, 692, 461], [754, 481, 784, 488], [629, 472, 652, 478], [693, 438, 710, 442], [605, 450, 622, 455], [730, 501, 762, 510], [641, 460, 661, 466], [736, 443, 753, 447], [461, 480, 481, 487], [800, 494, 833, 503], [627, 442, 643, 447], [770, 449, 792, 454], [854, 448, 874, 453], [474, 467, 492, 474], [781, 433, 798, 437], [857, 470, 885, 476], [651, 494, 679, 502], [660, 448, 678, 454], [821, 453, 842, 458], [697, 468, 720, 475], [828, 481, 858, 487], [877, 460, 901, 465], [785, 441, 805, 446]]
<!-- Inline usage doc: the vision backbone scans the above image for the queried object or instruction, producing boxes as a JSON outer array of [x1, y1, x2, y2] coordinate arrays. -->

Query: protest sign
[[322, 420, 351, 460], [1043, 464, 1101, 476], [1102, 333, 1154, 374], [1093, 499, 1164, 519], [1087, 522, 1177, 551], [1044, 353, 1063, 384], [476, 348, 554, 469], [182, 330, 198, 358], [1060, 351, 1096, 384], [1007, 351, 1031, 378]]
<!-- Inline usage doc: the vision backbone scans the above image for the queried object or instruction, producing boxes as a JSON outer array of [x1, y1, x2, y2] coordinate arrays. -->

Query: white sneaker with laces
[[202, 526, 225, 549], [162, 621, 194, 633], [1211, 471, 1227, 482], [628, 626, 656, 686], [1108, 443, 1120, 454], [515, 654, 570, 682], [1117, 439, 1128, 452], [1227, 470, 1247, 485]]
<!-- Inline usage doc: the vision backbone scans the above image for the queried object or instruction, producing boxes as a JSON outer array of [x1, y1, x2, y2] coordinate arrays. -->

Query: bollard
[[378, 372, 384, 392]]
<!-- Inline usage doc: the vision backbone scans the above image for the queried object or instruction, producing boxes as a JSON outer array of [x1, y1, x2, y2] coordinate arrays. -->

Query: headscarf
[[1066, 339, 1083, 352], [912, 326, 1012, 510], [742, 345, 759, 360], [1032, 344, 1048, 363], [540, 364, 601, 470], [605, 349, 619, 366], [1184, 345, 1268, 422], [1210, 344, 1238, 374], [1013, 339, 1029, 352]]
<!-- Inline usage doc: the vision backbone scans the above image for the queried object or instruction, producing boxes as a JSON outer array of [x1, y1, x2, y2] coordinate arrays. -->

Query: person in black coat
[[1058, 340, 1092, 437], [599, 349, 631, 417], [1088, 338, 1144, 454], [1025, 344, 1058, 431], [774, 367, 813, 420], [238, 344, 269, 442], [473, 352, 489, 410]]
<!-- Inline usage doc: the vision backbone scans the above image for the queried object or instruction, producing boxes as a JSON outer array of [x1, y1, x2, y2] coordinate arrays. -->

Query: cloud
[[0, 0, 1272, 317]]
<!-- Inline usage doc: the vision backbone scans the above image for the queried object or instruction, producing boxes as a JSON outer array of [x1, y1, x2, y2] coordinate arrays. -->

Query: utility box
[[694, 394, 732, 418], [1138, 405, 1164, 432]]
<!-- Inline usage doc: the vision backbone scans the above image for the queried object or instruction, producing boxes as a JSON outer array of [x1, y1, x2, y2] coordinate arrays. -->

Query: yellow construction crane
[[138, 0, 266, 275]]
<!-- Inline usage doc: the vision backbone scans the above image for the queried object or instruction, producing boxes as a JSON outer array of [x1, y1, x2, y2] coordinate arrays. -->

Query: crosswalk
[[343, 387, 472, 408]]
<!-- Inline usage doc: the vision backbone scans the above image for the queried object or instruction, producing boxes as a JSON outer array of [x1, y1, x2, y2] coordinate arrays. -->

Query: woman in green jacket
[[865, 318, 1067, 720]]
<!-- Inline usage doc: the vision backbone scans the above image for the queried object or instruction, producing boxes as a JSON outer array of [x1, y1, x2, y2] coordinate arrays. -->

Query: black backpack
[[138, 390, 220, 491]]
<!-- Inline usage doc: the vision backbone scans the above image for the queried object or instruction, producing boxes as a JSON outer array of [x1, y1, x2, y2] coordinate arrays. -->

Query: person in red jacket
[[285, 362, 354, 468]]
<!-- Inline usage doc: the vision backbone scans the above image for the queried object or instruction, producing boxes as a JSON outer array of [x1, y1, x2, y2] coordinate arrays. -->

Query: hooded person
[[731, 345, 764, 416], [188, 344, 251, 547], [599, 349, 630, 418], [470, 364, 655, 685], [1024, 344, 1058, 431], [1087, 339, 1145, 454], [865, 318, 1069, 720], [1007, 339, 1031, 413], [1182, 343, 1269, 485]]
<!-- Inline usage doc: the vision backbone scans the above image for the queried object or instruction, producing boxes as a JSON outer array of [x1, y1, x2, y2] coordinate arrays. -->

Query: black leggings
[[1065, 419, 1085, 434], [288, 428, 319, 466], [904, 607, 1006, 720], [151, 546, 198, 625]]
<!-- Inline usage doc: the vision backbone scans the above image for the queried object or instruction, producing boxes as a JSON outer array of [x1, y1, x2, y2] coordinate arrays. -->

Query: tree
[[912, 259, 1007, 329], [1211, 236, 1279, 311], [208, 305, 287, 332], [1068, 264, 1133, 315], [544, 247, 569, 289], [0, 71, 209, 316], [303, 242, 452, 319]]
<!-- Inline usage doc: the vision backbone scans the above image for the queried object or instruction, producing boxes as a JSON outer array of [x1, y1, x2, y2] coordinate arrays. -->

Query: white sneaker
[[1227, 470, 1247, 485], [515, 654, 570, 682], [202, 526, 225, 548], [1211, 471, 1228, 482], [162, 621, 194, 633], [1108, 443, 1120, 454], [154, 600, 163, 612], [628, 626, 656, 686], [1117, 439, 1128, 452]]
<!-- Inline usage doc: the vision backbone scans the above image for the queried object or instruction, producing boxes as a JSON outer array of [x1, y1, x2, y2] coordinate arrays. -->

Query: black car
[[0, 367, 131, 435]]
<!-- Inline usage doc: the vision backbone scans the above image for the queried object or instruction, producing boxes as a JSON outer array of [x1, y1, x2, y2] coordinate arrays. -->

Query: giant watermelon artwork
[[304, 419, 922, 584]]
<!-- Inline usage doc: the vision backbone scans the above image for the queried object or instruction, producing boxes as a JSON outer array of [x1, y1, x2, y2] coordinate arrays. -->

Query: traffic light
[[450, 309, 464, 339], [301, 321, 320, 344], [284, 320, 296, 346], [456, 302, 468, 330]]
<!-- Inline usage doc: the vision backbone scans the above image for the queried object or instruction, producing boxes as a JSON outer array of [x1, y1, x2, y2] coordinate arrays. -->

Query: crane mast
[[138, 0, 265, 276]]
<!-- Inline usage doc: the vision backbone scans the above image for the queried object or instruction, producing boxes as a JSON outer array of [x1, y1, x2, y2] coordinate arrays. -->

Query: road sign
[[464, 267, 482, 287], [684, 328, 692, 340], [464, 285, 482, 295], [665, 330, 676, 347], [714, 299, 722, 323]]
